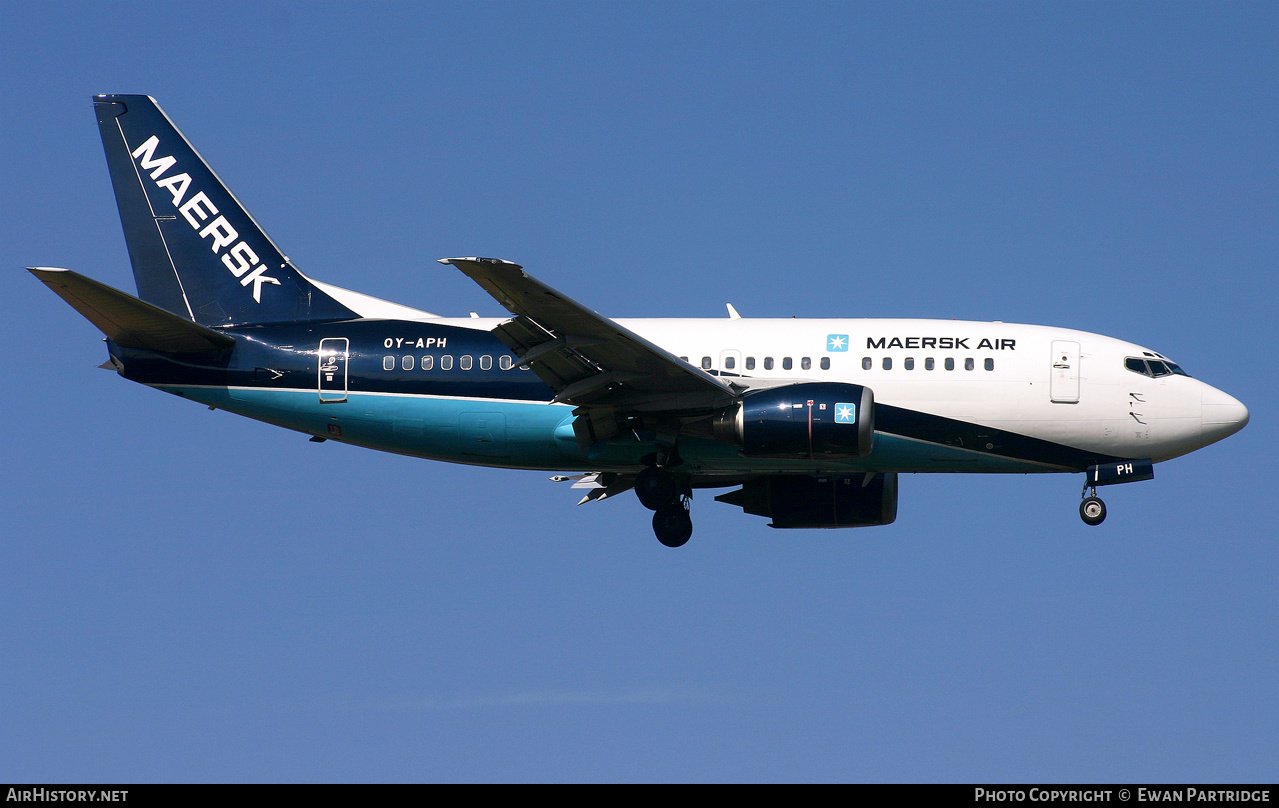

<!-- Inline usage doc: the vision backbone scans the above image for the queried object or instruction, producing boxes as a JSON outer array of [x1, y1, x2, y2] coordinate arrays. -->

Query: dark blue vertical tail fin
[[94, 94, 357, 326]]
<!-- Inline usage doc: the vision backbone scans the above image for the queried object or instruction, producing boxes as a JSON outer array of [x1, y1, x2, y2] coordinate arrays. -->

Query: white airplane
[[31, 95, 1250, 546]]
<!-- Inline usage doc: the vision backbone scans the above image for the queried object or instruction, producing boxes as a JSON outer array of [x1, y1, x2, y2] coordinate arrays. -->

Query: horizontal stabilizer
[[29, 267, 234, 353]]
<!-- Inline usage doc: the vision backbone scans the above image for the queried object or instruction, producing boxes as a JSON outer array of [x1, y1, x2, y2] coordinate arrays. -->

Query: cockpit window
[[1125, 356, 1191, 378]]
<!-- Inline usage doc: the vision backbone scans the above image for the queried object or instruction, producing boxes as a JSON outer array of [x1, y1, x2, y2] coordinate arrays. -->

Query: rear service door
[[319, 338, 349, 403]]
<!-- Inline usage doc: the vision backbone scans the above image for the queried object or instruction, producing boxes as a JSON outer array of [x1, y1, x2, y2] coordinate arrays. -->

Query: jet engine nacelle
[[713, 382, 875, 458], [715, 472, 898, 529]]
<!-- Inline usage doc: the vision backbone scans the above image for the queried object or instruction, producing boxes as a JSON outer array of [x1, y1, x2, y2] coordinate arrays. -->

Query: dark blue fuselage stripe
[[874, 404, 1123, 471]]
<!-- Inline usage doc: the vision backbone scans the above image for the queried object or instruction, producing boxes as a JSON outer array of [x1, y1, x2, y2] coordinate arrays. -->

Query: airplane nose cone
[[1201, 385, 1249, 443]]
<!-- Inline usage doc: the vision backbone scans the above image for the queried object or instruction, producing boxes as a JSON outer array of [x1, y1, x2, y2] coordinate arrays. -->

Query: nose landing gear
[[1076, 460, 1154, 526]]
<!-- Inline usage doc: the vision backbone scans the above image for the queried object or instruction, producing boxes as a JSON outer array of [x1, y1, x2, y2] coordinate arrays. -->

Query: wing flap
[[490, 314, 599, 392], [439, 257, 737, 411]]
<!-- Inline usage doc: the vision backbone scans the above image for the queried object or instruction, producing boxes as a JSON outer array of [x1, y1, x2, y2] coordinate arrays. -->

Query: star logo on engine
[[835, 403, 856, 423]]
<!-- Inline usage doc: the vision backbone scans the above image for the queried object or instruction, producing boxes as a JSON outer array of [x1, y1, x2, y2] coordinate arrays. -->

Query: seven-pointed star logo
[[827, 334, 849, 352], [835, 403, 856, 423]]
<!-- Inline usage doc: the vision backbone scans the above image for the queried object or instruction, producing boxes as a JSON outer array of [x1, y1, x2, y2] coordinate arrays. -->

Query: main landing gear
[[652, 499, 693, 548], [1079, 482, 1107, 526], [635, 463, 692, 548]]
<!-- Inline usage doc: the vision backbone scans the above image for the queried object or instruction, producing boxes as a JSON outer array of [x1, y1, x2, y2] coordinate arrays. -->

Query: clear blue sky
[[2, 1, 1275, 783]]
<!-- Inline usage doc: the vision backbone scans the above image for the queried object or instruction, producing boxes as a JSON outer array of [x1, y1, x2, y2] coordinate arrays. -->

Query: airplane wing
[[439, 258, 741, 419]]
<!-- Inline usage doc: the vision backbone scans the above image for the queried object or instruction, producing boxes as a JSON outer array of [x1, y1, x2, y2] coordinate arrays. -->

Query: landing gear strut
[[1079, 484, 1106, 526]]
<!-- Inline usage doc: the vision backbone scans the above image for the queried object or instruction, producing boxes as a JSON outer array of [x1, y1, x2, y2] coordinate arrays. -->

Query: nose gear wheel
[[1080, 496, 1106, 526], [1078, 480, 1106, 526]]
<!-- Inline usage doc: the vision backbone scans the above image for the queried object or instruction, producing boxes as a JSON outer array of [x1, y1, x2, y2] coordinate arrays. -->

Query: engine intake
[[713, 382, 875, 458]]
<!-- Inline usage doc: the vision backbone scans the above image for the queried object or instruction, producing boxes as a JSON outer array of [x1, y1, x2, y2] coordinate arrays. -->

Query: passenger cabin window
[[820, 357, 830, 370], [801, 357, 811, 370], [764, 357, 774, 370], [882, 357, 892, 370], [746, 357, 755, 370], [440, 355, 453, 370], [782, 357, 793, 370], [480, 355, 492, 370], [402, 356, 415, 371], [925, 358, 935, 371], [965, 358, 975, 371], [945, 358, 955, 371], [724, 356, 736, 370], [422, 355, 434, 370], [985, 358, 994, 371], [460, 355, 473, 371], [701, 357, 712, 370], [862, 357, 872, 370], [499, 355, 513, 370], [904, 357, 914, 371]]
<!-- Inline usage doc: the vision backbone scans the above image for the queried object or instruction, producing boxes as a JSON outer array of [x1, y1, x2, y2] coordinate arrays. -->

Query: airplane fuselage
[[111, 315, 1244, 480]]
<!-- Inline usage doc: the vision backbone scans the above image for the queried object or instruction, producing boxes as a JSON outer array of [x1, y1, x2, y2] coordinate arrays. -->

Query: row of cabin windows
[[862, 356, 995, 371], [382, 355, 526, 372], [680, 356, 832, 371], [382, 352, 993, 373]]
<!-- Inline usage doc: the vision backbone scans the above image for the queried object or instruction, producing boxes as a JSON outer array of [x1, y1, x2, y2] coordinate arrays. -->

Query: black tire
[[653, 502, 693, 548], [635, 466, 679, 511], [1080, 496, 1107, 526]]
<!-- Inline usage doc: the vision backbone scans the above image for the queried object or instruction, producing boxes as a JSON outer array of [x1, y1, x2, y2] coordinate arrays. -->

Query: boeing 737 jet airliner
[[31, 95, 1249, 546]]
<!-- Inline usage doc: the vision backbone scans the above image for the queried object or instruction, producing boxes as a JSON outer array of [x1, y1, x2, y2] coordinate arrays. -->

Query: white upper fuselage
[[414, 312, 1249, 465]]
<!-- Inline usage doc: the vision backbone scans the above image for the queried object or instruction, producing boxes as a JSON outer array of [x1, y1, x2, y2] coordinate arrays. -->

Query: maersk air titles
[[31, 95, 1249, 547], [865, 336, 1018, 351]]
